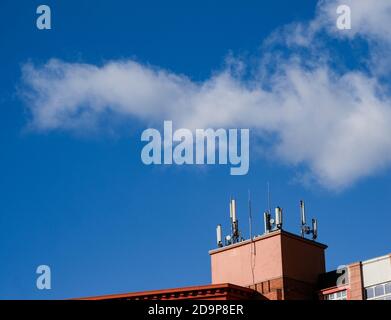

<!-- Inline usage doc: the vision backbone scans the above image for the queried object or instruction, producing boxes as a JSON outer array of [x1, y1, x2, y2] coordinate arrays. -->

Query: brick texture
[[249, 276, 317, 300], [348, 262, 364, 300]]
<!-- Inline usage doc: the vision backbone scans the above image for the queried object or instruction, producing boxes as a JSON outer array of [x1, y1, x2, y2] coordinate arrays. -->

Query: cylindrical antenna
[[300, 200, 306, 225], [216, 224, 223, 247], [275, 207, 283, 228], [229, 198, 233, 220], [264, 211, 270, 233], [231, 199, 237, 222], [312, 218, 318, 240]]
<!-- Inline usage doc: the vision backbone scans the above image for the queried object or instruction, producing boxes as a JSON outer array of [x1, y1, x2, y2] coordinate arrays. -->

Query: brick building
[[80, 227, 390, 300], [319, 253, 391, 300]]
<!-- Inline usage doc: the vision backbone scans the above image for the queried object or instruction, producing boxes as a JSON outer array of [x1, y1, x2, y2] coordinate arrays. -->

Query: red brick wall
[[348, 262, 364, 300], [249, 276, 316, 300], [249, 277, 283, 300]]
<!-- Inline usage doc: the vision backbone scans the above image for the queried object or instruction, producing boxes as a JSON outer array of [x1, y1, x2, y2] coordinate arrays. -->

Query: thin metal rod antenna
[[248, 189, 253, 241], [230, 195, 233, 240], [267, 182, 271, 214], [248, 189, 256, 286]]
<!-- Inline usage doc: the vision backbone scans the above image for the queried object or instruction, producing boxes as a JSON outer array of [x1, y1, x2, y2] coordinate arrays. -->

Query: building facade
[[320, 253, 391, 300], [210, 230, 327, 300], [80, 230, 390, 300]]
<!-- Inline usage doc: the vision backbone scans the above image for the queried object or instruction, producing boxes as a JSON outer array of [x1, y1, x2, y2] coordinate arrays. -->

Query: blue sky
[[0, 0, 391, 299]]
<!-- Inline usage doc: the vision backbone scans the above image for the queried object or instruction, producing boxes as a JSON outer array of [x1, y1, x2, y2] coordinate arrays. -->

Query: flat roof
[[209, 229, 328, 255], [362, 253, 391, 265]]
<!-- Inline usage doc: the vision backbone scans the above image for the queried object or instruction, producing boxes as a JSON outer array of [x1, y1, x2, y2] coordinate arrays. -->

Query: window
[[366, 287, 374, 299], [385, 283, 391, 295], [375, 285, 385, 296], [365, 281, 391, 300], [325, 290, 347, 300]]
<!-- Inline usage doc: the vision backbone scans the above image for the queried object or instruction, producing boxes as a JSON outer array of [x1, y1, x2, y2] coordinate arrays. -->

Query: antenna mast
[[267, 182, 271, 216], [263, 206, 283, 233], [216, 224, 223, 247], [230, 198, 240, 244], [300, 200, 318, 240], [248, 190, 253, 241]]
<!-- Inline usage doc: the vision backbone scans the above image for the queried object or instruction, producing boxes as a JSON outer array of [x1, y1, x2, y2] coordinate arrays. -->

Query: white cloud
[[320, 0, 391, 41], [20, 0, 391, 190]]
